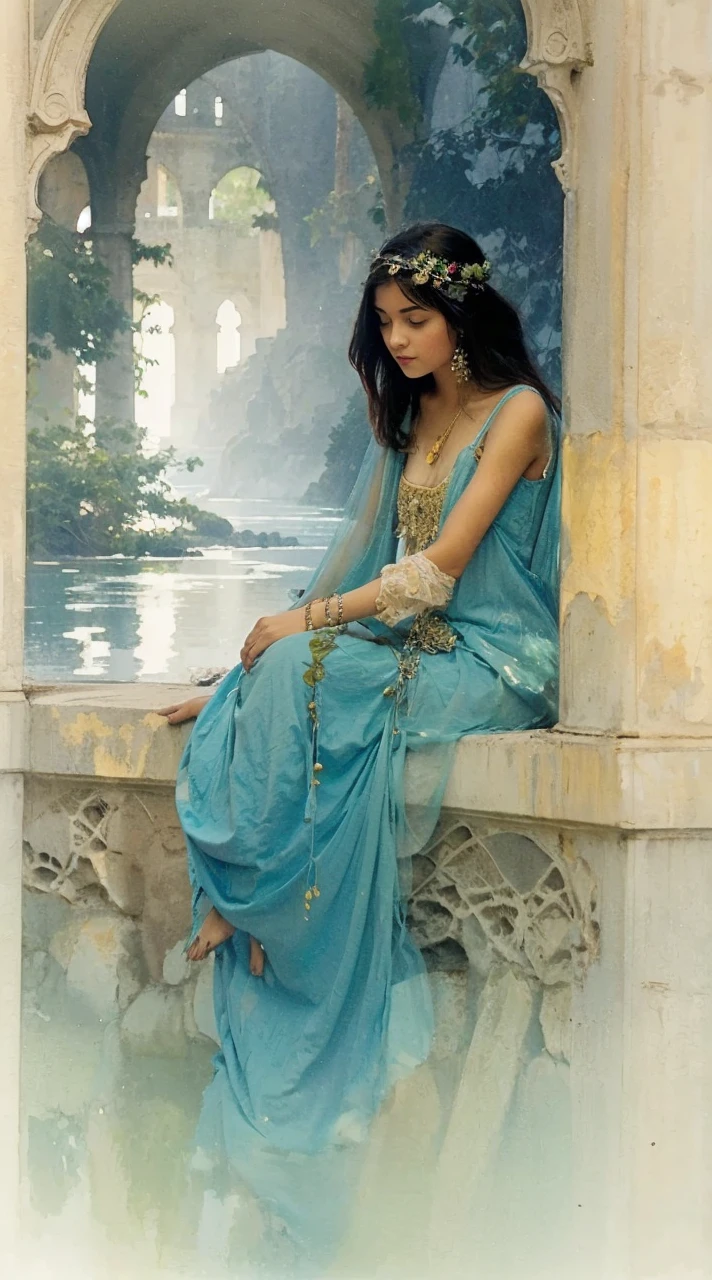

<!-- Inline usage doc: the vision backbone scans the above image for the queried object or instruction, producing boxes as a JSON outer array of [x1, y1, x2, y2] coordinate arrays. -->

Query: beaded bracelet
[[335, 593, 344, 625], [304, 601, 314, 631], [323, 595, 334, 627]]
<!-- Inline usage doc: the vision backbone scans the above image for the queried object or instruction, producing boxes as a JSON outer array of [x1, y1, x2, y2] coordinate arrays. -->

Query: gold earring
[[451, 342, 470, 384]]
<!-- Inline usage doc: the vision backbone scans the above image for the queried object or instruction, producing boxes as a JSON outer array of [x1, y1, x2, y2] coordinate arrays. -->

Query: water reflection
[[25, 500, 336, 683]]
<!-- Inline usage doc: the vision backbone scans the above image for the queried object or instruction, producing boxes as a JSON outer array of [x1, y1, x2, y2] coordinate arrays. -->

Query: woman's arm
[[239, 391, 548, 669], [309, 390, 549, 612], [239, 582, 384, 668], [424, 388, 548, 579]]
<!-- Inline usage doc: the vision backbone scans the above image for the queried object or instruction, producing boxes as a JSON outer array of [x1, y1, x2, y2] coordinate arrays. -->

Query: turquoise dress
[[176, 385, 560, 1255]]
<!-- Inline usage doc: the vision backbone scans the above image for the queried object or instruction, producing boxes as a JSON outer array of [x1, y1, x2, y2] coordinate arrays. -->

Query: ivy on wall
[[305, 174, 385, 246], [27, 218, 129, 366], [306, 0, 563, 504], [364, 0, 424, 128], [403, 1, 563, 390], [132, 238, 174, 398]]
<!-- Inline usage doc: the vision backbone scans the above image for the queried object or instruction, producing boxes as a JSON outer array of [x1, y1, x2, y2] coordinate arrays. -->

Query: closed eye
[[377, 317, 427, 328]]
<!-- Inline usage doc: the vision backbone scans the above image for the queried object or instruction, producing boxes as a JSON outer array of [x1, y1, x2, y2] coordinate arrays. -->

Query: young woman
[[159, 222, 560, 1242]]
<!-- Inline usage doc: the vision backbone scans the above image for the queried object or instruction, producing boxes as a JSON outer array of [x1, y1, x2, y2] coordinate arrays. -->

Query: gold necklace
[[425, 406, 463, 466]]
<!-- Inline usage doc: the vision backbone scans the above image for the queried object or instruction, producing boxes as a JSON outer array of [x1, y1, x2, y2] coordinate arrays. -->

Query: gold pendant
[[424, 407, 462, 465], [425, 440, 442, 466]]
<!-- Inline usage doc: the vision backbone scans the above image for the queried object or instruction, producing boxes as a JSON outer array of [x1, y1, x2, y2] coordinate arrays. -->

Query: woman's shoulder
[[462, 383, 549, 428], [484, 383, 547, 409], [474, 386, 551, 463]]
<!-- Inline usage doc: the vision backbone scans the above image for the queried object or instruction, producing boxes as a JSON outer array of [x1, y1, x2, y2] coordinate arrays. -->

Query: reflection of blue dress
[[176, 386, 560, 1248]]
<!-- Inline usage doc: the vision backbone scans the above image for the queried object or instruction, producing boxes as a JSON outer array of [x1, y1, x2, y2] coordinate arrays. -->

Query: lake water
[[25, 497, 341, 684]]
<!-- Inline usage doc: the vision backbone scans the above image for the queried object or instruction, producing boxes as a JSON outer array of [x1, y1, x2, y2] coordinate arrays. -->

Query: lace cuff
[[375, 551, 455, 626]]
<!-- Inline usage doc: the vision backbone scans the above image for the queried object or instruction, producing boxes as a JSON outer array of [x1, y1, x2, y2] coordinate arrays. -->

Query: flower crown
[[370, 250, 492, 301]]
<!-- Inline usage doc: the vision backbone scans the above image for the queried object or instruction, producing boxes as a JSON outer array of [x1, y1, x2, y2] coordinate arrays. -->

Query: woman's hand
[[156, 695, 211, 725], [240, 609, 305, 672]]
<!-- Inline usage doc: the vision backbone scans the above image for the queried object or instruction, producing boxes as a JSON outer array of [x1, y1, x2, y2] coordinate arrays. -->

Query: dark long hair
[[349, 222, 560, 451]]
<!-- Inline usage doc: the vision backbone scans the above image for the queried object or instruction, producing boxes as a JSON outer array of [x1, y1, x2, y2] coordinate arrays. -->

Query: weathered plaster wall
[[561, 0, 712, 737], [10, 2, 712, 1277], [28, 687, 712, 1276], [30, 685, 712, 831], [21, 714, 596, 1275], [0, 0, 29, 1258]]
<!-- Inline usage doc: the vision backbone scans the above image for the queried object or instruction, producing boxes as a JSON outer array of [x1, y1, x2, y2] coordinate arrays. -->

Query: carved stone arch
[[27, 0, 404, 229], [28, 0, 122, 227], [208, 162, 271, 210], [519, 0, 592, 193], [215, 291, 257, 346]]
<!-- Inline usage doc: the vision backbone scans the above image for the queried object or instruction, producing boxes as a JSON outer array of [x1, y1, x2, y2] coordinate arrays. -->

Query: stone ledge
[[442, 731, 712, 831], [25, 684, 712, 830], [0, 691, 28, 773], [27, 684, 192, 783]]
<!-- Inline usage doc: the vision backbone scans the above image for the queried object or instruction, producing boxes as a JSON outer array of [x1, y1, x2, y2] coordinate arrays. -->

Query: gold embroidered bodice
[[396, 473, 449, 555]]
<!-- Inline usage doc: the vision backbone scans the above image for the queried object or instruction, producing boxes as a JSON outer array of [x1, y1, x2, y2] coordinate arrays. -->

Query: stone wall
[[17, 685, 605, 1274], [3, 2, 711, 1277]]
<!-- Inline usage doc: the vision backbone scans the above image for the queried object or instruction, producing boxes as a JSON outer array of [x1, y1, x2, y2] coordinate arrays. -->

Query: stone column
[[29, 151, 92, 430], [92, 223, 136, 439], [37, 151, 90, 232], [26, 340, 77, 430], [171, 304, 219, 451], [561, 1, 712, 739], [259, 229, 287, 336], [561, 3, 712, 1275], [0, 0, 29, 1258]]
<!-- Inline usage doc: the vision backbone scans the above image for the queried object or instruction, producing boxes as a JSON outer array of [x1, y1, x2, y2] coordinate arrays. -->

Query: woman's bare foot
[[186, 907, 235, 960], [249, 935, 266, 978], [185, 911, 266, 975]]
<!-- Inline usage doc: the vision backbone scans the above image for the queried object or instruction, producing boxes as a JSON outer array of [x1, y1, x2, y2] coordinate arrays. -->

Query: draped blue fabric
[[176, 385, 561, 1261]]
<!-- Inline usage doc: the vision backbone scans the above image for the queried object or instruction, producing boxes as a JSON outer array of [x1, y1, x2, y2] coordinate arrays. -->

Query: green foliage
[[27, 220, 175, 396], [27, 217, 129, 365], [26, 223, 204, 558], [132, 239, 174, 269], [132, 238, 174, 396], [445, 1, 531, 133], [210, 167, 276, 234], [252, 209, 280, 232], [302, 391, 371, 507], [364, 0, 423, 128], [402, 0, 563, 390], [305, 175, 384, 247], [26, 417, 209, 558]]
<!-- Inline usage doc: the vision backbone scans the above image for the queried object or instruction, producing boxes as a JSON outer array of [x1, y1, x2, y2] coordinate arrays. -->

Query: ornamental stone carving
[[28, 0, 122, 227], [519, 0, 592, 192], [409, 812, 599, 986], [28, 0, 592, 227]]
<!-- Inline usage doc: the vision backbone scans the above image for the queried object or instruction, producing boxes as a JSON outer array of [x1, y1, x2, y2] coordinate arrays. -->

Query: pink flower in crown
[[447, 262, 458, 275]]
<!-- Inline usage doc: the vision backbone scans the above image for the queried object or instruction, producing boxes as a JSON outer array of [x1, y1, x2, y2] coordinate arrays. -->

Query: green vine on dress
[[301, 626, 346, 917], [303, 628, 343, 714]]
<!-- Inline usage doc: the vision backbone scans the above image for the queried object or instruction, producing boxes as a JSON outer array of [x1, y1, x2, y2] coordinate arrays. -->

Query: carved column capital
[[519, 0, 593, 193], [27, 0, 121, 230]]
